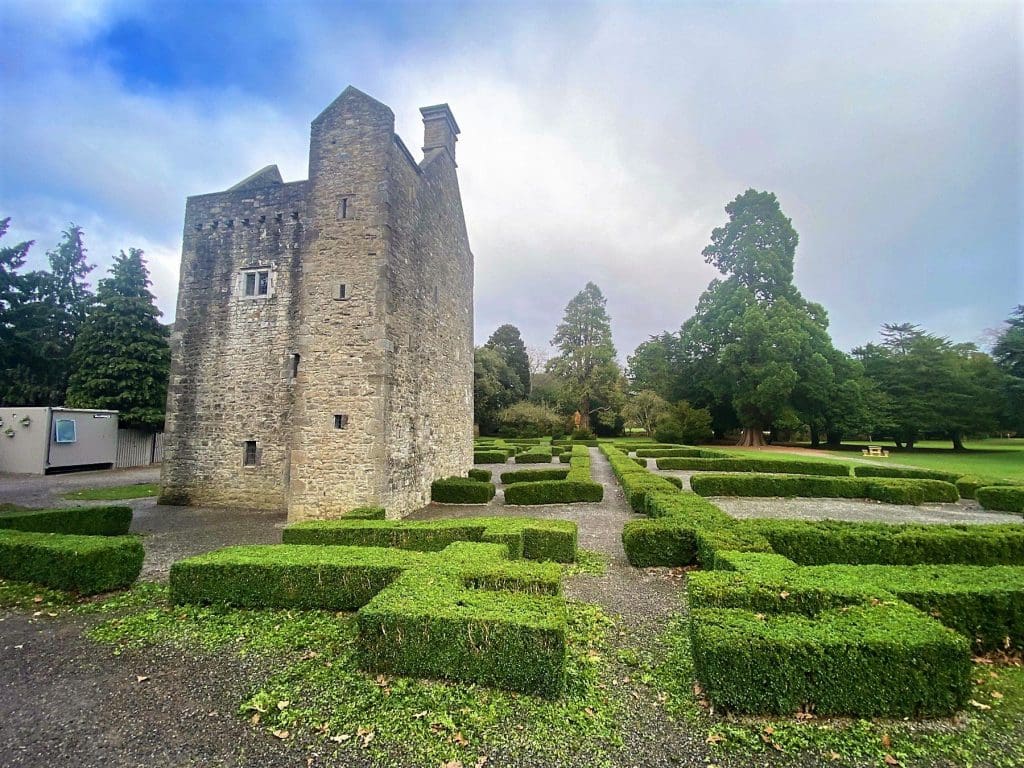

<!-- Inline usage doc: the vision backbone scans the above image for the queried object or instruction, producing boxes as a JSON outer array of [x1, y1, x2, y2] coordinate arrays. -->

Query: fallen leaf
[[452, 731, 469, 747], [828, 752, 842, 761], [706, 733, 726, 744], [475, 758, 488, 768], [991, 691, 1003, 699], [136, 675, 149, 683], [413, 710, 429, 719], [881, 733, 891, 749], [883, 755, 901, 767], [329, 733, 351, 743], [277, 700, 290, 710], [32, 596, 43, 604], [250, 713, 261, 725], [779, 591, 790, 599], [969, 699, 992, 710], [272, 729, 290, 740], [584, 707, 595, 718], [440, 761, 463, 768]]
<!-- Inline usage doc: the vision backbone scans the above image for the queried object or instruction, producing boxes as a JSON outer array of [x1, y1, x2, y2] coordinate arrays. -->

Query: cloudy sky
[[1, 0, 1020, 361]]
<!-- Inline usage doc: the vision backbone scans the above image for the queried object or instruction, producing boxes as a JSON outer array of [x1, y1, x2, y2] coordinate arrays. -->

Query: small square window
[[334, 414, 349, 429], [54, 419, 77, 443], [243, 440, 258, 466], [242, 269, 271, 298]]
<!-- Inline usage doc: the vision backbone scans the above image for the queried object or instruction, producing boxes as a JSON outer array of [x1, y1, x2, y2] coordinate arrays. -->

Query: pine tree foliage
[[66, 249, 170, 429], [484, 324, 531, 395]]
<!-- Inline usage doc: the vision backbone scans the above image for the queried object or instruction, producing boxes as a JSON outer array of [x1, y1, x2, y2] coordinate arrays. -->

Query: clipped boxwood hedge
[[0, 529, 144, 594], [656, 456, 850, 476], [689, 473, 959, 504], [977, 486, 1024, 514], [514, 449, 554, 464], [283, 516, 577, 563], [505, 480, 603, 505], [171, 541, 569, 696], [854, 465, 961, 484], [431, 477, 496, 504], [467, 469, 492, 483], [690, 603, 971, 716], [0, 504, 133, 536], [342, 506, 386, 519], [500, 468, 570, 484], [474, 450, 508, 464], [635, 448, 704, 458]]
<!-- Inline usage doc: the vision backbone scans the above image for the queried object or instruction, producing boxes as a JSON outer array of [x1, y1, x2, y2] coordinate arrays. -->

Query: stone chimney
[[420, 103, 460, 165]]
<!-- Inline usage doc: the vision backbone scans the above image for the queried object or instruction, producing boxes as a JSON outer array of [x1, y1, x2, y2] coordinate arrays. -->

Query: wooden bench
[[861, 445, 890, 458]]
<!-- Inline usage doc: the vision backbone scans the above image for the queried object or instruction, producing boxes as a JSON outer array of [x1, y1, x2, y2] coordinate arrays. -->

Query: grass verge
[[62, 483, 159, 501]]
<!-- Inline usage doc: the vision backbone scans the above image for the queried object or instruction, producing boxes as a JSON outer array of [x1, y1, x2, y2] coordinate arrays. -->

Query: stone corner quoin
[[159, 85, 475, 521]]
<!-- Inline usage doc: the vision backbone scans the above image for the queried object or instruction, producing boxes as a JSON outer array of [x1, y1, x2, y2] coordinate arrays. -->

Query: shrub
[[515, 448, 554, 464], [467, 469, 492, 482], [501, 468, 570, 484], [171, 541, 569, 696], [664, 475, 684, 489], [635, 448, 703, 458], [498, 402, 565, 438], [689, 473, 958, 504], [430, 477, 496, 504], [505, 480, 604, 505], [0, 529, 144, 594], [0, 504, 132, 536], [744, 519, 1024, 566], [474, 450, 508, 464], [977, 486, 1024, 514], [854, 465, 960, 484], [690, 603, 971, 716], [570, 428, 595, 441], [654, 418, 685, 445], [342, 506, 386, 519], [656, 457, 850, 476], [283, 516, 578, 563]]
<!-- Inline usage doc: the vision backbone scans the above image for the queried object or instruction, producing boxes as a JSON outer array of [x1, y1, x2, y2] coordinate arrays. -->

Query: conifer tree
[[66, 248, 170, 429], [484, 323, 531, 395]]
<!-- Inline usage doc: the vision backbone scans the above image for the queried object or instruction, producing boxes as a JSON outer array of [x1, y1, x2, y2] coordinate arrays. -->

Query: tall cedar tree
[[685, 190, 862, 446], [548, 282, 621, 431], [66, 249, 170, 429], [484, 324, 531, 396]]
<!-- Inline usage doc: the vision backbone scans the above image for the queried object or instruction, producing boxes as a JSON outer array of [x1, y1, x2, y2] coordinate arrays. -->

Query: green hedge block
[[631, 456, 647, 467], [342, 506, 387, 519], [504, 480, 603, 505], [474, 450, 508, 464], [430, 477, 496, 504], [657, 457, 850, 476], [744, 519, 1024, 566], [977, 486, 1024, 514], [854, 465, 961, 484], [0, 504, 132, 536], [690, 473, 958, 504], [0, 529, 144, 594], [622, 519, 699, 567], [500, 468, 570, 484], [172, 541, 568, 697], [663, 475, 684, 489], [514, 450, 554, 464], [467, 469, 492, 483], [357, 568, 567, 697], [690, 603, 971, 716], [283, 516, 577, 563], [635, 448, 704, 458], [691, 557, 1024, 652]]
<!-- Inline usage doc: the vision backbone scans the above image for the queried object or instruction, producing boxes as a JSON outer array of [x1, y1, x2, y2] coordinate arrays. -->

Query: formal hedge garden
[[603, 444, 1024, 716], [0, 504, 143, 594], [173, 516, 580, 696], [504, 444, 604, 505]]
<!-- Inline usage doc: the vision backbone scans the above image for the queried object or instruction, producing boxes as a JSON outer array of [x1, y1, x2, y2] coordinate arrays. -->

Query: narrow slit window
[[334, 414, 349, 429], [290, 353, 300, 379], [243, 441, 258, 466], [335, 283, 348, 301], [338, 197, 349, 219]]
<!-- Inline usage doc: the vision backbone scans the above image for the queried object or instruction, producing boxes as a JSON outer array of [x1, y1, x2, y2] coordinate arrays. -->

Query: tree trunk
[[826, 431, 843, 448], [809, 426, 820, 448], [579, 398, 591, 431], [905, 438, 915, 449], [736, 427, 766, 447], [950, 431, 965, 451]]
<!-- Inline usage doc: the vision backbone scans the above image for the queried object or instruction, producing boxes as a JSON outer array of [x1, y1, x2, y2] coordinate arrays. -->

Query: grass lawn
[[815, 439, 1024, 483], [62, 483, 159, 501]]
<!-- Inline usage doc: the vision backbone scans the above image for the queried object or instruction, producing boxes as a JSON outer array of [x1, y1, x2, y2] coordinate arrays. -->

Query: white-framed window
[[54, 419, 77, 444], [239, 267, 274, 299]]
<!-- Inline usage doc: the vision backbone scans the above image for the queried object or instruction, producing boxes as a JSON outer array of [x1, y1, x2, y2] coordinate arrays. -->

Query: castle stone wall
[[160, 86, 473, 519]]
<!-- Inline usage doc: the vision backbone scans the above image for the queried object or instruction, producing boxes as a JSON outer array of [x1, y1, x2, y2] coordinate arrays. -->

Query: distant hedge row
[[504, 444, 604, 505], [689, 473, 961, 505]]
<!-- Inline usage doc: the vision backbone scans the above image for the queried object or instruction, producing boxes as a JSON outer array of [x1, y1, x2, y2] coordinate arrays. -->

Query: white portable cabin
[[0, 407, 119, 474]]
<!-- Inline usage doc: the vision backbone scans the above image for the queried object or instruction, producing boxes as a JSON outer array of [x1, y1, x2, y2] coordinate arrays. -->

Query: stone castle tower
[[160, 86, 474, 520]]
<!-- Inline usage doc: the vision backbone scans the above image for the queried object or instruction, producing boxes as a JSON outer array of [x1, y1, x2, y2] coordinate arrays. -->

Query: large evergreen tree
[[992, 306, 1024, 433], [66, 248, 170, 429], [0, 218, 35, 403], [473, 346, 524, 434], [548, 282, 623, 432], [484, 323, 531, 396]]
